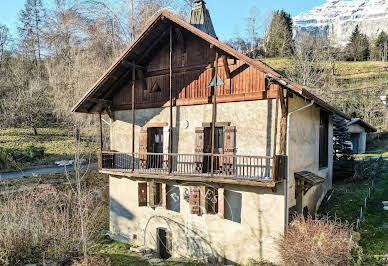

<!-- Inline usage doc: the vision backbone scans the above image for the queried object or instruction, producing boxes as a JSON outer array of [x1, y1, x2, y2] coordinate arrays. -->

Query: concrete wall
[[348, 124, 367, 154], [287, 96, 334, 213], [109, 177, 285, 264]]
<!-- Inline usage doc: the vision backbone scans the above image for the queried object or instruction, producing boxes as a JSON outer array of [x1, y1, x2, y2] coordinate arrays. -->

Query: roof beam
[[137, 30, 168, 63], [222, 55, 231, 79]]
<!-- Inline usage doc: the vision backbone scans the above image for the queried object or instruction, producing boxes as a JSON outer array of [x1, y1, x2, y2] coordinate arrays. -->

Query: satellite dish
[[209, 75, 224, 86]]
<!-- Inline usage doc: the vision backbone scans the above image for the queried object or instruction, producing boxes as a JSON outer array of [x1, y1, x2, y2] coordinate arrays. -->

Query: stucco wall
[[288, 96, 334, 213], [110, 100, 280, 156], [349, 124, 367, 154], [109, 177, 285, 264]]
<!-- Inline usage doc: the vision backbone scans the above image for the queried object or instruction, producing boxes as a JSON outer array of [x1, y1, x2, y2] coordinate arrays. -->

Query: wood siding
[[112, 34, 279, 109]]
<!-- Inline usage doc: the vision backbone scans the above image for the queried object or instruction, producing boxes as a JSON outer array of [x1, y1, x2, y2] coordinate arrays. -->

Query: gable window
[[319, 110, 329, 168]]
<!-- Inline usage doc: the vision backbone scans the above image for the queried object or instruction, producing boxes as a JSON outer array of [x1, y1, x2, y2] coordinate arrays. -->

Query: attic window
[[150, 82, 161, 93]]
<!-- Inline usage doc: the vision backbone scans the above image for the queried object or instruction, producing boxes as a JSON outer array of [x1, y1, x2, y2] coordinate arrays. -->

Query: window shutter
[[139, 128, 148, 169], [138, 182, 148, 207], [194, 127, 204, 173], [221, 126, 236, 175], [189, 186, 200, 215]]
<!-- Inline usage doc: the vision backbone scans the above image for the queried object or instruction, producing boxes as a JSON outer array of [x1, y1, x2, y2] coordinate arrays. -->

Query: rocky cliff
[[293, 0, 388, 46]]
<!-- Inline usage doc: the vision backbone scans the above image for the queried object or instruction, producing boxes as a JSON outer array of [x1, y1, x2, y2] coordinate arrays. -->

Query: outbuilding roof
[[347, 118, 377, 133], [71, 9, 350, 120]]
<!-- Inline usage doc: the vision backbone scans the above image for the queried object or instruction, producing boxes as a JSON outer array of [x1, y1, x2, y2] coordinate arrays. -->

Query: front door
[[147, 127, 163, 168], [157, 228, 171, 259], [203, 127, 224, 173]]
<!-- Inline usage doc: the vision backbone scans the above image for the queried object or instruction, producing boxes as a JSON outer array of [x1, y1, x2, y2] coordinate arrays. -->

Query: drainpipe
[[285, 100, 314, 231]]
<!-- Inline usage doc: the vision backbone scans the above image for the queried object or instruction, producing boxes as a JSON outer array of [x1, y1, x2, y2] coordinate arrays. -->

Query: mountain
[[293, 0, 388, 46]]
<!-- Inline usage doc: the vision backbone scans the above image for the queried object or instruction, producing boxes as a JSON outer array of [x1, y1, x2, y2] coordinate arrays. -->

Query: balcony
[[98, 151, 286, 187]]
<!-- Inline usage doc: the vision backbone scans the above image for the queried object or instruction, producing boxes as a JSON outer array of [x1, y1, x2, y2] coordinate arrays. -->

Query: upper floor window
[[319, 110, 329, 168]]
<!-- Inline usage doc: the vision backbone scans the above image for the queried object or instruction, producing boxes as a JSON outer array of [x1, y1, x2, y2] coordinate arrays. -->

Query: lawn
[[318, 164, 388, 265], [0, 126, 98, 171]]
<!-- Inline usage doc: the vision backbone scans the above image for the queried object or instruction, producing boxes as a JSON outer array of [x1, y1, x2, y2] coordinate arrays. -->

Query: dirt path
[[0, 164, 97, 180]]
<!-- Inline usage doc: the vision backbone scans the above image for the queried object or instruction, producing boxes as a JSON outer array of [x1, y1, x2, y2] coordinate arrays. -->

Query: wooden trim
[[202, 122, 230, 128], [112, 91, 280, 112], [146, 122, 168, 128], [101, 170, 277, 188]]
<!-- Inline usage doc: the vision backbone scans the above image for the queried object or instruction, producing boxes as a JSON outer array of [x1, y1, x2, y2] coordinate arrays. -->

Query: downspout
[[285, 99, 314, 231]]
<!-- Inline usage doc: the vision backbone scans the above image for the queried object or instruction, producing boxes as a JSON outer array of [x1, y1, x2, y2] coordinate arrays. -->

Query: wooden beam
[[137, 31, 167, 63], [210, 52, 219, 177], [222, 55, 231, 79], [99, 112, 103, 151], [99, 170, 277, 188], [168, 25, 173, 174], [132, 61, 136, 171], [279, 87, 288, 155]]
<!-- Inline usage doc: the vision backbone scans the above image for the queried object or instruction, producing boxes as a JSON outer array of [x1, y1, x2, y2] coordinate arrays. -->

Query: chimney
[[187, 0, 217, 39]]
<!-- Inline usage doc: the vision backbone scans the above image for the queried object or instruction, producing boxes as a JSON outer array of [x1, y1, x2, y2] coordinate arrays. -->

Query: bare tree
[[246, 6, 259, 52], [0, 24, 10, 62], [18, 0, 46, 68]]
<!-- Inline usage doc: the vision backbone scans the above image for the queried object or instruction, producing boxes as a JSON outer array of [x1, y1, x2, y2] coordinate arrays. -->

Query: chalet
[[347, 118, 377, 154], [72, 1, 349, 264]]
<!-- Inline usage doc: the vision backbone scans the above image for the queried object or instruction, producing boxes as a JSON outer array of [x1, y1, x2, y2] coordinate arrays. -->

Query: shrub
[[0, 186, 108, 265], [279, 215, 355, 266], [0, 144, 45, 168]]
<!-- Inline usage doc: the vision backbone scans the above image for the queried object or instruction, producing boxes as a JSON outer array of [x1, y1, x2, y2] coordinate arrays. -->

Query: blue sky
[[0, 0, 327, 42]]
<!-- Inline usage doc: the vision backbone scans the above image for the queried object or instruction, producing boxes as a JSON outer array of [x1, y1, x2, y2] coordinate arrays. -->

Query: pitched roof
[[71, 9, 350, 120], [347, 118, 377, 132]]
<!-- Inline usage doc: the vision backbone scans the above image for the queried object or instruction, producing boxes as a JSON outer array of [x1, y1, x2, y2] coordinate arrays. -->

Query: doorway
[[157, 228, 171, 259], [203, 127, 224, 173], [147, 127, 163, 168]]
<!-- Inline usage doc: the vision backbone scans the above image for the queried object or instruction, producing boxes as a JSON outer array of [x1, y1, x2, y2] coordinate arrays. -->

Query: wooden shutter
[[189, 186, 200, 215], [194, 127, 204, 173], [221, 126, 236, 175], [139, 128, 148, 169], [162, 183, 167, 209], [138, 182, 148, 207]]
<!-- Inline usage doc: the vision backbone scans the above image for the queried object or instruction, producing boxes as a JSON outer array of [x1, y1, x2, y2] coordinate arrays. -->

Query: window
[[205, 187, 218, 214], [319, 110, 329, 168], [138, 182, 148, 207], [154, 182, 163, 206]]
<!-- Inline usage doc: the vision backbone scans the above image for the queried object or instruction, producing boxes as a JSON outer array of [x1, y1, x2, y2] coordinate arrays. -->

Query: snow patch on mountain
[[293, 0, 388, 46]]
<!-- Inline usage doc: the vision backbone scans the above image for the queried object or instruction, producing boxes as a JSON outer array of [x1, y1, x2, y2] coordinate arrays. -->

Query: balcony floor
[[100, 168, 278, 188]]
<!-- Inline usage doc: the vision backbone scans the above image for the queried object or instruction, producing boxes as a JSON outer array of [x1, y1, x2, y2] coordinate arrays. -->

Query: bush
[[0, 186, 107, 265], [279, 215, 356, 266], [0, 144, 45, 167]]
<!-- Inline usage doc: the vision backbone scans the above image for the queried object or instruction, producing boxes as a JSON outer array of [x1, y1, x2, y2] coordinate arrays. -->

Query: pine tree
[[264, 10, 294, 57], [375, 31, 388, 61], [333, 115, 351, 157], [346, 25, 370, 61]]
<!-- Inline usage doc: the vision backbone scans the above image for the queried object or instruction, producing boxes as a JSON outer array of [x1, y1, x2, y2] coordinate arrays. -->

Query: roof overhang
[[72, 9, 350, 121]]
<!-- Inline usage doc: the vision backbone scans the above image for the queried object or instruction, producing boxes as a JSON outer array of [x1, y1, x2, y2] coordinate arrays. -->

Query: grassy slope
[[318, 156, 388, 266], [261, 58, 388, 91], [0, 127, 97, 170]]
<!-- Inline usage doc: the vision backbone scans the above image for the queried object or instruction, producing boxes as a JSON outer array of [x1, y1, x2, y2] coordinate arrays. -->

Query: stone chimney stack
[[187, 0, 217, 39]]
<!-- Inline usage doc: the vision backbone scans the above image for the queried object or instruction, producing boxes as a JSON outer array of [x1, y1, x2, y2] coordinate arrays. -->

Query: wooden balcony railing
[[98, 151, 286, 182]]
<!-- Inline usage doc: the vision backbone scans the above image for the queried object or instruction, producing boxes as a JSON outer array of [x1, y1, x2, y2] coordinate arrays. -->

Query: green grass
[[318, 165, 388, 265], [261, 58, 388, 91], [0, 126, 98, 171]]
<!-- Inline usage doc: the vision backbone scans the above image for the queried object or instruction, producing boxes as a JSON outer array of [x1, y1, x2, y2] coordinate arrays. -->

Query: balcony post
[[168, 24, 173, 174], [99, 111, 103, 152], [210, 52, 219, 177], [132, 61, 136, 172]]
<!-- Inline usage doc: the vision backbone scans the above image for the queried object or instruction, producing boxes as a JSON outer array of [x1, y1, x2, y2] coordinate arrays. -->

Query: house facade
[[72, 2, 348, 264]]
